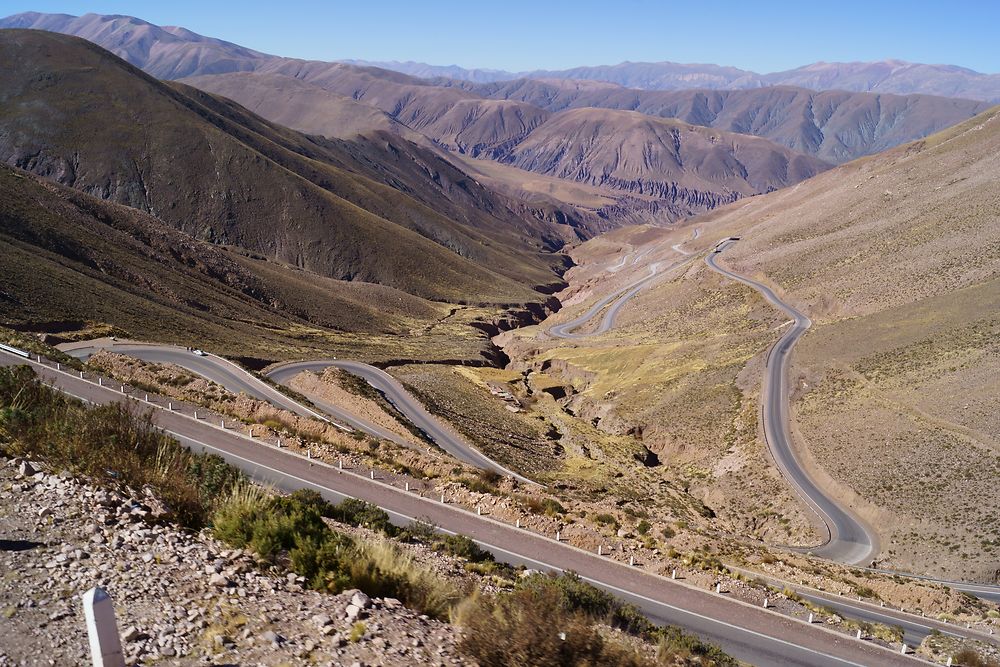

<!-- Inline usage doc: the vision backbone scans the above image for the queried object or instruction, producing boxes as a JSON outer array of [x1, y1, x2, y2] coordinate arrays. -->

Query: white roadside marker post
[[98, 377, 103, 387], [405, 482, 409, 491], [598, 545, 603, 556], [516, 518, 521, 529], [947, 657, 953, 666], [856, 630, 862, 640], [370, 470, 375, 480], [671, 569, 677, 580], [715, 583, 721, 594], [82, 587, 125, 667], [120, 385, 125, 393], [80, 370, 85, 379], [808, 613, 814, 624], [56, 362, 61, 371], [629, 555, 635, 566], [901, 644, 907, 655], [440, 494, 446, 504], [763, 598, 768, 609], [555, 531, 561, 542], [476, 506, 481, 516], [168, 402, 172, 411]]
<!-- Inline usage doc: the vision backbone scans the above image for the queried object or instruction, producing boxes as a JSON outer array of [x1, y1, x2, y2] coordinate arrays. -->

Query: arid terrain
[[497, 107, 1000, 579]]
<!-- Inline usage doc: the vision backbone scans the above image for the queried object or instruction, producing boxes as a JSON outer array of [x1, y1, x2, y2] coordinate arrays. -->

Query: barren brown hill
[[455, 79, 991, 164], [0, 30, 568, 304], [502, 105, 1000, 578], [0, 11, 270, 79], [178, 72, 422, 141], [0, 163, 470, 363], [493, 109, 830, 216]]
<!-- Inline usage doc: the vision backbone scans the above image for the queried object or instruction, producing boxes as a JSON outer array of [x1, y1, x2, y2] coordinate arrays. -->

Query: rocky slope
[[494, 108, 829, 213], [503, 104, 1000, 578], [453, 79, 991, 164], [0, 456, 467, 666], [0, 29, 578, 305]]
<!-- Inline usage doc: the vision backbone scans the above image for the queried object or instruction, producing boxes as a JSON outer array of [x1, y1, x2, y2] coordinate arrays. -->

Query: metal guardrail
[[0, 342, 30, 358]]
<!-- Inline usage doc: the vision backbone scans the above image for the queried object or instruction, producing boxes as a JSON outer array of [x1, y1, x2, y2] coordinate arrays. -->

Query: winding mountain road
[[64, 342, 526, 483], [267, 359, 530, 482], [705, 239, 878, 565], [1, 348, 928, 667], [550, 230, 699, 339]]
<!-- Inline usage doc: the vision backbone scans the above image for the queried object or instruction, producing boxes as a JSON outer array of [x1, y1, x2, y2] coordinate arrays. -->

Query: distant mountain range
[[351, 59, 1000, 103], [4, 13, 999, 102], [0, 11, 992, 229]]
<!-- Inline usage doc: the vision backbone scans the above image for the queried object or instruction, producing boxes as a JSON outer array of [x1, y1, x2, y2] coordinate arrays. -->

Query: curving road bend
[[1, 348, 925, 667], [551, 255, 695, 339], [267, 360, 531, 483], [63, 341, 527, 483], [705, 239, 878, 565], [551, 227, 701, 340]]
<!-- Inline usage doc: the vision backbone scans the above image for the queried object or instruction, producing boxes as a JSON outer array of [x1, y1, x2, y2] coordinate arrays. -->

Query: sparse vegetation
[[0, 365, 240, 528], [211, 485, 460, 619]]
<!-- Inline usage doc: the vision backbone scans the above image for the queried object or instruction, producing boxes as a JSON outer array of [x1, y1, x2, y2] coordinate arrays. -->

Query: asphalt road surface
[[705, 240, 878, 565], [64, 342, 526, 483], [1, 349, 926, 667], [267, 359, 529, 483], [550, 255, 695, 339]]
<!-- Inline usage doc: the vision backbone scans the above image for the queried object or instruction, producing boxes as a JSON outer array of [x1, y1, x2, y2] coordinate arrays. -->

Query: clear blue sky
[[5, 0, 999, 73]]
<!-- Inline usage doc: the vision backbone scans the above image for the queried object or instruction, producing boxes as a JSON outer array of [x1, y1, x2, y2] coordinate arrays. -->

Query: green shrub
[[454, 587, 650, 667], [636, 520, 651, 535], [432, 534, 493, 563], [328, 498, 397, 536], [211, 486, 456, 618], [594, 513, 619, 529]]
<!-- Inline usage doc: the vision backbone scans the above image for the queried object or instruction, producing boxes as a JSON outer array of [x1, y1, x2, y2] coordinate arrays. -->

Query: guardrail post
[[82, 587, 125, 667]]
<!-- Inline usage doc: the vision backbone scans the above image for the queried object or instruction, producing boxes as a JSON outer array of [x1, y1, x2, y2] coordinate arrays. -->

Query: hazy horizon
[[3, 0, 999, 75]]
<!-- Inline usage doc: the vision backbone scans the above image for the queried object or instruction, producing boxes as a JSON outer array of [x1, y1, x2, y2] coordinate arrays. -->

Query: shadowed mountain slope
[[0, 30, 571, 303], [0, 163, 449, 352]]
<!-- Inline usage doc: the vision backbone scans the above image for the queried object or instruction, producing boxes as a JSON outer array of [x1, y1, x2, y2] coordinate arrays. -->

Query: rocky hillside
[[454, 79, 991, 164], [494, 108, 829, 213], [0, 30, 571, 304], [0, 456, 466, 665]]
